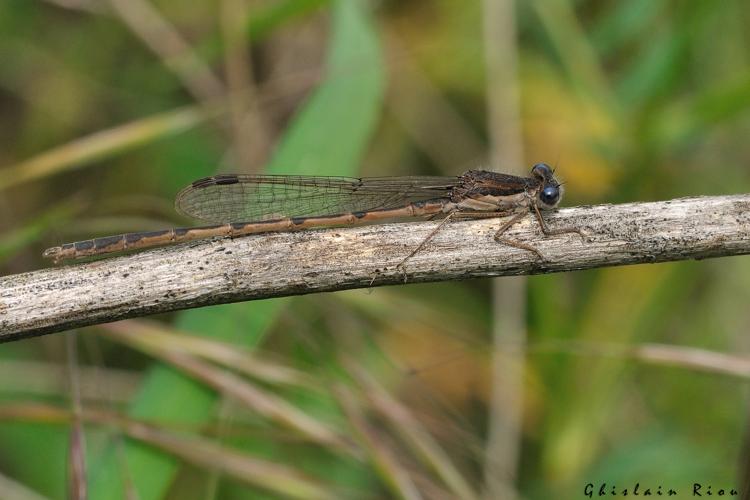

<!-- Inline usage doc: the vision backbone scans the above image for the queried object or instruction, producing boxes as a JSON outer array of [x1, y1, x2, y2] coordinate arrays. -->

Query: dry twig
[[1, 195, 749, 342]]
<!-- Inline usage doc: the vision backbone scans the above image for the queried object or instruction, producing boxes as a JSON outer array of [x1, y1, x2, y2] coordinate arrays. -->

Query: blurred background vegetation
[[1, 0, 750, 499]]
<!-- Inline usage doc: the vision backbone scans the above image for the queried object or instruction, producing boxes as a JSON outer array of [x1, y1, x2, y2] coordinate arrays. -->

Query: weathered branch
[[2, 195, 749, 342]]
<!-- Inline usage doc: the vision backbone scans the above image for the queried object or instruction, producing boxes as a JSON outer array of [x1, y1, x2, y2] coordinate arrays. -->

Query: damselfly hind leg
[[394, 208, 527, 282], [395, 211, 458, 283]]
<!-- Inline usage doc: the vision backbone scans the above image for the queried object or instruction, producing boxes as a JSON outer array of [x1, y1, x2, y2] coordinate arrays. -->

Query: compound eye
[[531, 163, 553, 179], [540, 185, 560, 206]]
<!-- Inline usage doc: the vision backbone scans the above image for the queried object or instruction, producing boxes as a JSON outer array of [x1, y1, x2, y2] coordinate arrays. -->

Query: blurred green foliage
[[0, 0, 749, 499]]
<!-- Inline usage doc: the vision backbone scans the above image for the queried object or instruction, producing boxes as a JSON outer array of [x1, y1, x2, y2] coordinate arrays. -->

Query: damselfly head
[[531, 163, 555, 180], [531, 163, 563, 209]]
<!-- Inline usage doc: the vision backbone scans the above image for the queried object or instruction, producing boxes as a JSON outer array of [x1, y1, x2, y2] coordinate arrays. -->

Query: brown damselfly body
[[43, 163, 585, 271]]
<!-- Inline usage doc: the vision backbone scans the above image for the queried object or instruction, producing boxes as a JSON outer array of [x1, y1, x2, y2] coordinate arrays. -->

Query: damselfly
[[43, 163, 585, 268]]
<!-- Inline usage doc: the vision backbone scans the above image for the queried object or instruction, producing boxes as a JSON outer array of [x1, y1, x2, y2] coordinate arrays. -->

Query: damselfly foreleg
[[531, 203, 589, 242]]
